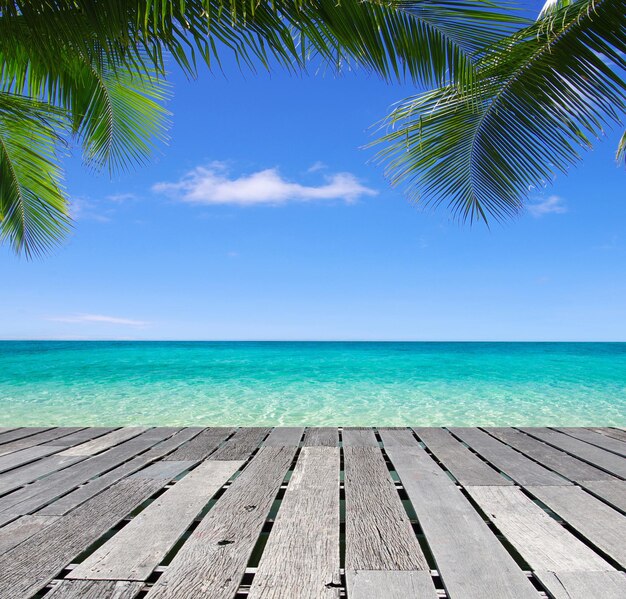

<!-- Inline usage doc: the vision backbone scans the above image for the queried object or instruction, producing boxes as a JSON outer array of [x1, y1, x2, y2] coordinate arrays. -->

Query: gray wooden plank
[[535, 570, 626, 599], [70, 459, 241, 581], [582, 480, 626, 512], [414, 427, 511, 486], [145, 446, 297, 599], [43, 427, 116, 447], [519, 428, 626, 479], [0, 428, 176, 517], [0, 444, 63, 474], [527, 485, 626, 567], [342, 427, 379, 447], [46, 580, 143, 599], [303, 427, 339, 446], [0, 461, 190, 599], [38, 428, 204, 517], [0, 428, 86, 457], [344, 442, 428, 571], [486, 428, 616, 483], [346, 570, 438, 599], [589, 427, 626, 443], [0, 428, 52, 445], [0, 428, 18, 435], [466, 486, 612, 572], [554, 427, 626, 457], [0, 453, 83, 495], [264, 427, 304, 446], [59, 427, 149, 457], [248, 447, 341, 599], [209, 427, 270, 460], [379, 429, 540, 599], [163, 427, 235, 461], [0, 515, 58, 555], [450, 427, 569, 485]]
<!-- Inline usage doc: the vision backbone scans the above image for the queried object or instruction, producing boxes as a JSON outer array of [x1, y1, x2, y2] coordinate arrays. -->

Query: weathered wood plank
[[519, 428, 626, 478], [346, 570, 438, 599], [0, 428, 86, 456], [466, 486, 612, 572], [264, 427, 304, 446], [46, 580, 143, 599], [554, 428, 626, 457], [379, 429, 539, 599], [0, 462, 190, 599], [303, 427, 339, 447], [209, 427, 270, 460], [589, 427, 626, 443], [0, 428, 176, 516], [0, 453, 82, 495], [248, 447, 340, 599], [38, 429, 204, 517], [535, 570, 626, 599], [163, 427, 235, 461], [450, 427, 569, 485], [414, 427, 511, 486], [0, 445, 63, 474], [43, 427, 116, 447], [69, 459, 242, 581], [344, 442, 427, 571], [0, 515, 58, 555], [145, 446, 297, 599], [486, 428, 616, 483], [342, 427, 379, 447], [0, 428, 52, 445], [582, 480, 626, 512], [527, 485, 626, 567], [59, 427, 149, 457]]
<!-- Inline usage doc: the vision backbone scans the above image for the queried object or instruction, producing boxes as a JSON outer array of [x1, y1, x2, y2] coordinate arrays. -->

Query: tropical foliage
[[0, 0, 519, 257], [376, 0, 626, 222]]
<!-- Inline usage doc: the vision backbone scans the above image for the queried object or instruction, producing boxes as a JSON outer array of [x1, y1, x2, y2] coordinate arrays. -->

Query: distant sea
[[1, 341, 625, 426]]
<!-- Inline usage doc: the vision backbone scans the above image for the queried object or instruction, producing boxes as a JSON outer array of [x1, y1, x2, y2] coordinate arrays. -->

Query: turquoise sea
[[0, 341, 624, 426]]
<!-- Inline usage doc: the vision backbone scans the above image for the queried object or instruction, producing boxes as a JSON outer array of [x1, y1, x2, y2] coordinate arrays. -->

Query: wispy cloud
[[69, 198, 111, 222], [307, 161, 327, 173], [152, 164, 377, 206], [527, 195, 568, 217], [107, 193, 137, 203], [47, 314, 149, 326]]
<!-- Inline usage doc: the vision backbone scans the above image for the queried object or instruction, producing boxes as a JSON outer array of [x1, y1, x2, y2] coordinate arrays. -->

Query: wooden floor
[[0, 427, 624, 598]]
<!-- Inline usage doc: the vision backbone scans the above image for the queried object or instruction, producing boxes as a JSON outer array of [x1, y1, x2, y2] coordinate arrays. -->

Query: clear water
[[0, 341, 624, 426]]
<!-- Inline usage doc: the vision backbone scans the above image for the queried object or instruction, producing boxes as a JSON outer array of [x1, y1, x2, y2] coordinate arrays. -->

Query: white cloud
[[47, 314, 149, 326], [152, 165, 377, 206], [527, 195, 568, 217], [69, 198, 111, 222], [307, 161, 327, 173], [107, 193, 137, 203]]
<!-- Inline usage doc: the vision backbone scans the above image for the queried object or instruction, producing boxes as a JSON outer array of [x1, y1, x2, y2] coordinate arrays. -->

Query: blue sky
[[2, 14, 625, 341]]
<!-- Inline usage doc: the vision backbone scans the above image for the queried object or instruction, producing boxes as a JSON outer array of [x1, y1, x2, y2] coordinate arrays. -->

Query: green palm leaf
[[375, 0, 625, 222], [617, 131, 626, 166]]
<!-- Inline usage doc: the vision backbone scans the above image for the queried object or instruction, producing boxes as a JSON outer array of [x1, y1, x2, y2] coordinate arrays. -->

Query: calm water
[[0, 341, 624, 426]]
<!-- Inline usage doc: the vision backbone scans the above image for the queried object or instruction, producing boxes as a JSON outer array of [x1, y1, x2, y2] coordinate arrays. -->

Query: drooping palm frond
[[617, 131, 626, 166], [0, 93, 69, 257], [375, 0, 625, 223]]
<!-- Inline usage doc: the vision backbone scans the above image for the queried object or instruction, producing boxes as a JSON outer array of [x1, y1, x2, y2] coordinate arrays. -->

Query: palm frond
[[0, 93, 69, 258], [375, 0, 626, 223], [618, 130, 626, 166]]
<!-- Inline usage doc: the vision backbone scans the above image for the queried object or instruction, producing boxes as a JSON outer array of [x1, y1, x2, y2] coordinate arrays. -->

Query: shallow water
[[0, 341, 624, 426]]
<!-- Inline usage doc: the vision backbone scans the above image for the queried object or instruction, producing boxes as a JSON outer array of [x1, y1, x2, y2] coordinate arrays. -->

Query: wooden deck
[[0, 427, 624, 598]]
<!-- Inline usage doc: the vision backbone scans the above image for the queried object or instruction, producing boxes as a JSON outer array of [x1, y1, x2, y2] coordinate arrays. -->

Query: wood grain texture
[[42, 427, 115, 447], [466, 486, 612, 571], [46, 580, 143, 599], [450, 427, 569, 485], [346, 570, 438, 599], [0, 428, 85, 456], [248, 447, 341, 599], [379, 431, 539, 599], [0, 428, 52, 446], [526, 485, 626, 567], [485, 428, 616, 483], [582, 480, 626, 512], [554, 427, 626, 457], [145, 446, 297, 599], [535, 570, 626, 599], [209, 427, 270, 460], [342, 428, 380, 447], [589, 428, 626, 443], [59, 428, 149, 457], [69, 459, 241, 581], [344, 445, 428, 571], [303, 427, 339, 447], [414, 427, 511, 486], [163, 427, 235, 461], [0, 515, 58, 555], [0, 453, 82, 495], [519, 428, 626, 478], [264, 427, 304, 446], [0, 445, 63, 474]]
